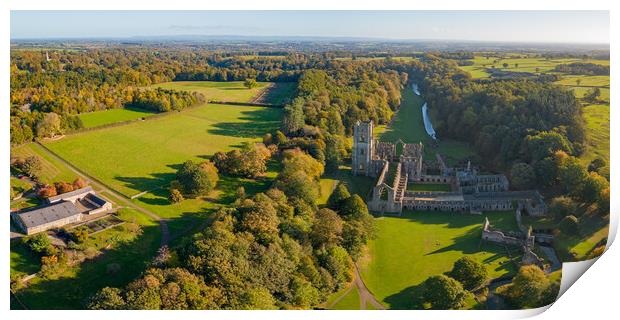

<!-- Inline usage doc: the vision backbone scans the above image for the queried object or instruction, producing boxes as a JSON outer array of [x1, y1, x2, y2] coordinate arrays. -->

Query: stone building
[[11, 187, 112, 235], [352, 120, 547, 216]]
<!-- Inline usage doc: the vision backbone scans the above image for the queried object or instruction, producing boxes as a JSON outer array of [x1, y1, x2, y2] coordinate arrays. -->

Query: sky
[[10, 11, 610, 44]]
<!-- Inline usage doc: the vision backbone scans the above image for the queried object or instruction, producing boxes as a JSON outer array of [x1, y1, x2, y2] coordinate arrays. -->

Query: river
[[413, 83, 437, 141]]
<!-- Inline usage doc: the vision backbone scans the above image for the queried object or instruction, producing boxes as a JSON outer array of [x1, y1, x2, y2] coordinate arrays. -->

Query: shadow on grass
[[12, 223, 161, 310], [207, 107, 282, 139], [115, 171, 177, 196], [383, 283, 426, 310], [256, 82, 296, 105]]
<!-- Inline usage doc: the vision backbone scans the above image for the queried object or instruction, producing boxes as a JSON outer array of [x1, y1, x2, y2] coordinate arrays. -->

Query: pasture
[[45, 103, 282, 197], [378, 88, 475, 165], [77, 107, 157, 128], [581, 104, 610, 169], [359, 210, 518, 309], [459, 55, 609, 79], [151, 81, 270, 103]]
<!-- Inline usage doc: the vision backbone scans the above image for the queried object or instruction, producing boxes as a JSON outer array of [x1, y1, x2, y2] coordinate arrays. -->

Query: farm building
[[11, 187, 112, 235]]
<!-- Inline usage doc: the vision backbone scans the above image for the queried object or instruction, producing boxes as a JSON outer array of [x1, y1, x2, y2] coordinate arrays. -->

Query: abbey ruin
[[352, 120, 547, 216]]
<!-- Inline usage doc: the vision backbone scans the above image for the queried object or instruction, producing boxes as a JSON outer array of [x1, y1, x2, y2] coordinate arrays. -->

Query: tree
[[548, 196, 578, 219], [22, 155, 42, 179], [497, 265, 550, 308], [238, 193, 280, 244], [54, 181, 74, 194], [502, 63, 509, 68], [557, 155, 588, 196], [243, 78, 258, 89], [72, 177, 88, 189], [311, 208, 343, 247], [340, 194, 369, 219], [327, 182, 351, 210], [585, 87, 601, 102], [176, 160, 218, 197], [448, 257, 488, 290], [168, 188, 184, 203], [36, 112, 62, 138], [422, 275, 470, 309], [580, 172, 609, 204], [587, 157, 607, 173], [525, 131, 573, 162], [558, 215, 579, 235], [282, 98, 305, 135], [510, 163, 536, 190], [86, 287, 126, 310], [71, 228, 89, 243], [239, 287, 277, 310], [23, 233, 51, 254], [38, 184, 57, 198]]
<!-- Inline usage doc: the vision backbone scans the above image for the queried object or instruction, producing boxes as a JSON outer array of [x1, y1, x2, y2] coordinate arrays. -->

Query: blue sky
[[11, 11, 609, 43]]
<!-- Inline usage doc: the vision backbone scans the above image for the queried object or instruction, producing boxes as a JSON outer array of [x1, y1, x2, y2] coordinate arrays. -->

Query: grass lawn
[[77, 107, 157, 128], [379, 88, 475, 165], [554, 212, 609, 262], [151, 81, 270, 103], [11, 143, 78, 184], [408, 183, 452, 192], [12, 208, 161, 310], [44, 103, 282, 198], [331, 286, 361, 310], [10, 240, 40, 276], [360, 210, 518, 309], [318, 178, 338, 205], [580, 104, 609, 170]]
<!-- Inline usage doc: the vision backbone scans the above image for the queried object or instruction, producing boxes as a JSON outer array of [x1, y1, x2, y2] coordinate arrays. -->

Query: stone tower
[[352, 120, 374, 176]]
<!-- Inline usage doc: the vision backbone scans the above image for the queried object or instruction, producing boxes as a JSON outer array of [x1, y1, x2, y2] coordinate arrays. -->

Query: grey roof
[[16, 201, 81, 228], [48, 186, 94, 203]]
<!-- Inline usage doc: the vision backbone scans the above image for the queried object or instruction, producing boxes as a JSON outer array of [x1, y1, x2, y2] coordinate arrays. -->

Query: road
[[35, 142, 169, 247]]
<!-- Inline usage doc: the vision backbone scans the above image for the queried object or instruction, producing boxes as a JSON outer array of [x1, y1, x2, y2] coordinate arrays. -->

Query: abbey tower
[[352, 120, 374, 175]]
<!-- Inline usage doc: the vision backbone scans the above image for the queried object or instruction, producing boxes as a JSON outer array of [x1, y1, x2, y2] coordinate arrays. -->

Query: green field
[[378, 88, 475, 165], [331, 286, 361, 310], [77, 107, 157, 128], [554, 75, 610, 87], [360, 211, 518, 309], [581, 104, 610, 168], [151, 81, 270, 103], [45, 103, 282, 198], [11, 143, 78, 184], [12, 209, 161, 309], [459, 55, 609, 79]]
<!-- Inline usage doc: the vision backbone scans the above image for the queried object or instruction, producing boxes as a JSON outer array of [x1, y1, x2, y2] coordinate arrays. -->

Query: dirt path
[[35, 142, 169, 247], [354, 264, 386, 310], [250, 83, 274, 104]]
